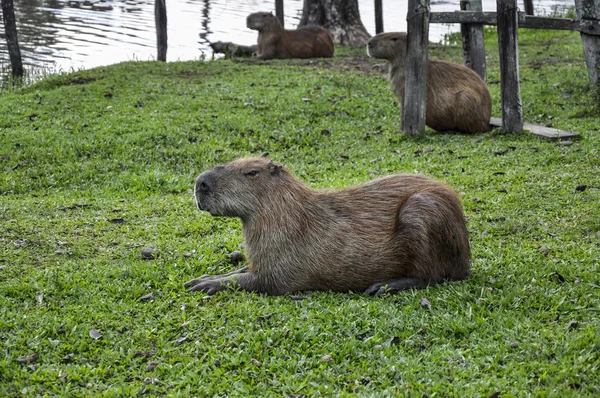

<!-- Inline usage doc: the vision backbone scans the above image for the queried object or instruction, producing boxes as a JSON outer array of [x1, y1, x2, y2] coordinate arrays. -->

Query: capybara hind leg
[[364, 278, 431, 296], [184, 266, 248, 287]]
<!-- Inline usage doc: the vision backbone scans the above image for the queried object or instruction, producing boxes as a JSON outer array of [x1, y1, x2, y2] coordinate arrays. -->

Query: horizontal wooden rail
[[430, 11, 600, 35]]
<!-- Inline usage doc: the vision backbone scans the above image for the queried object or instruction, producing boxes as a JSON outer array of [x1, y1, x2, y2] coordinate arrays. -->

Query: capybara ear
[[260, 152, 270, 158], [270, 11, 273, 16], [268, 160, 282, 175]]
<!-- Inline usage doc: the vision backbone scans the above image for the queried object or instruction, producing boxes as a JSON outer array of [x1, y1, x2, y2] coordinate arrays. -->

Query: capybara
[[367, 32, 492, 134], [185, 157, 470, 296], [246, 12, 334, 60]]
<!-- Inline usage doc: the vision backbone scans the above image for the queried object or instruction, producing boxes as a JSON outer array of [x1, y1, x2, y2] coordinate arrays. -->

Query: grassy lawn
[[1, 28, 599, 396]]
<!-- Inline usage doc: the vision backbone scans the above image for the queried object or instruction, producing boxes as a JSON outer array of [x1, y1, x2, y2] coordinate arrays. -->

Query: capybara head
[[246, 12, 279, 31], [367, 32, 408, 62], [194, 157, 285, 218]]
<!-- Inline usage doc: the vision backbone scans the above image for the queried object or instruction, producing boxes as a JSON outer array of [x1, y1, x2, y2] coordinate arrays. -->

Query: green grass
[[1, 28, 599, 396]]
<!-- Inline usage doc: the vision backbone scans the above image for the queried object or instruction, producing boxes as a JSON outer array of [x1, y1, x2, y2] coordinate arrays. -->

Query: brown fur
[[367, 32, 492, 134], [186, 157, 471, 296], [246, 12, 334, 60]]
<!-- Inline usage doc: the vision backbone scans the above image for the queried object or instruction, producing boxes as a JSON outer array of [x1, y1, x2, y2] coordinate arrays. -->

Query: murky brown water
[[0, 0, 574, 80]]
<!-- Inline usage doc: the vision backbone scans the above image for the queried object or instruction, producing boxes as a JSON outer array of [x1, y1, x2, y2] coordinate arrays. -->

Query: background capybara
[[186, 157, 471, 296], [246, 12, 334, 60], [368, 32, 492, 134]]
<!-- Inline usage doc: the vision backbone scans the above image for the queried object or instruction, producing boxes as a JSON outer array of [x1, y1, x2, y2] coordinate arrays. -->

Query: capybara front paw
[[186, 278, 228, 295]]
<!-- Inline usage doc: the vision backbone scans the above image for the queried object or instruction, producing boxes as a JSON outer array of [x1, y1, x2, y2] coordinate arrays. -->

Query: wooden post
[[496, 0, 523, 132], [460, 0, 487, 81], [155, 0, 167, 62], [1, 0, 24, 78], [276, 0, 284, 28], [523, 0, 534, 15], [575, 0, 600, 89], [375, 0, 384, 34], [402, 0, 430, 135]]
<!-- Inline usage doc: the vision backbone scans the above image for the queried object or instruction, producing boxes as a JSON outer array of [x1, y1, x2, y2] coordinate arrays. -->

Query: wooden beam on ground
[[1, 0, 24, 78], [275, 0, 284, 28], [430, 11, 600, 35], [155, 0, 167, 62], [575, 0, 600, 88], [496, 0, 523, 132], [460, 0, 487, 81], [402, 0, 431, 135], [489, 118, 581, 140], [375, 0, 384, 34]]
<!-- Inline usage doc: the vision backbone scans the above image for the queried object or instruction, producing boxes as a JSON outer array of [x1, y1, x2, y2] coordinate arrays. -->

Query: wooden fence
[[403, 0, 599, 137]]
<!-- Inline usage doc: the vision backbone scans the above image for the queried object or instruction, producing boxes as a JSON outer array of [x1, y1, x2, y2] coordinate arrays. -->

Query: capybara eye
[[244, 170, 260, 177]]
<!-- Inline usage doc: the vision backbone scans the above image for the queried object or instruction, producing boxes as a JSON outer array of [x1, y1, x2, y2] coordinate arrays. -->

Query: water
[[0, 0, 574, 79]]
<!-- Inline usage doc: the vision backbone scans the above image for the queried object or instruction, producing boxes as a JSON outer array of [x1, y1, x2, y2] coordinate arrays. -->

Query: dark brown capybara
[[246, 12, 334, 60], [185, 157, 470, 296], [368, 32, 492, 134]]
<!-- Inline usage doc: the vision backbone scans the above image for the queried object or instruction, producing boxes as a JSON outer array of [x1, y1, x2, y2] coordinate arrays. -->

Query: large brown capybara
[[246, 12, 334, 60], [185, 157, 471, 296], [367, 32, 492, 134]]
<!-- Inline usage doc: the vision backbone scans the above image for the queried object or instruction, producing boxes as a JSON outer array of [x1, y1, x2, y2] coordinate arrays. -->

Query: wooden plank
[[430, 11, 515, 24], [375, 0, 384, 34], [402, 0, 430, 135], [497, 0, 523, 132], [523, 0, 534, 16], [275, 0, 284, 28], [489, 117, 581, 140], [155, 0, 167, 62], [460, 0, 487, 81], [575, 0, 600, 88], [1, 0, 24, 78], [430, 11, 600, 34]]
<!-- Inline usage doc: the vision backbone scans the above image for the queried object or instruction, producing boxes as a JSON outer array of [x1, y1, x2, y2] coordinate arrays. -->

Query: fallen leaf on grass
[[175, 335, 187, 344], [566, 320, 579, 330], [17, 353, 40, 365], [389, 336, 401, 346], [134, 349, 157, 358], [551, 272, 566, 283], [569, 383, 582, 390], [322, 354, 333, 362], [488, 393, 501, 398], [257, 312, 277, 321], [35, 294, 44, 304], [510, 340, 519, 348], [61, 353, 75, 362], [558, 141, 574, 146], [251, 358, 261, 366], [140, 293, 154, 301], [419, 298, 431, 310], [146, 361, 159, 372], [108, 218, 125, 224], [89, 329, 102, 340], [539, 247, 550, 257], [575, 185, 587, 192]]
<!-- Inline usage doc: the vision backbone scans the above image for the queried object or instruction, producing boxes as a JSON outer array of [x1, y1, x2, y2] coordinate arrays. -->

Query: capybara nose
[[197, 180, 209, 193], [195, 172, 214, 194]]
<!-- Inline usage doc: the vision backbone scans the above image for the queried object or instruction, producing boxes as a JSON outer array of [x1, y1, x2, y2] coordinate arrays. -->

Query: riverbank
[[1, 28, 599, 396]]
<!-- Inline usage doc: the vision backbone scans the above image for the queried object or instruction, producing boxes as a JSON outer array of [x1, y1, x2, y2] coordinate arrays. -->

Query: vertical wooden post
[[402, 0, 430, 135], [155, 0, 167, 62], [523, 0, 534, 15], [1, 0, 24, 78], [275, 0, 284, 28], [375, 0, 384, 34], [460, 0, 487, 81], [575, 0, 600, 89], [496, 0, 523, 132]]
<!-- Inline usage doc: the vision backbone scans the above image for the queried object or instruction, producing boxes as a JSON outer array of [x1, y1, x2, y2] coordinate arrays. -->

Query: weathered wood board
[[489, 117, 581, 140]]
